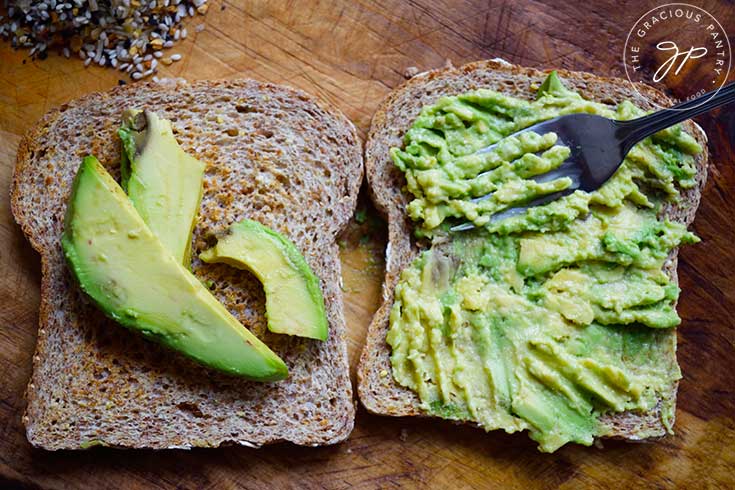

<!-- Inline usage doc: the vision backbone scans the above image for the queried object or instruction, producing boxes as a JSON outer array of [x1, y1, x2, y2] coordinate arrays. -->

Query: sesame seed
[[0, 0, 210, 81], [131, 71, 143, 80]]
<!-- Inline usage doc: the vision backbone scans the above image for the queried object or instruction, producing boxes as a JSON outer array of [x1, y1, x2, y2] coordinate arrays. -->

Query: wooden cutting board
[[1, 1, 733, 488]]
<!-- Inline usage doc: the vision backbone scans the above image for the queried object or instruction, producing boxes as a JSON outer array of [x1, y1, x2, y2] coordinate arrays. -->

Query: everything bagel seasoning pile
[[0, 0, 209, 81]]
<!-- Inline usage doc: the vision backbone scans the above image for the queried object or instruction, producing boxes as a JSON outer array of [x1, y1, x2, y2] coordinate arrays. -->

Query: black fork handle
[[617, 81, 735, 151]]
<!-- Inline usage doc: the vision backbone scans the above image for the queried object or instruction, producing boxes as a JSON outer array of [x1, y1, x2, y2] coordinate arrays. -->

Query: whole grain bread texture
[[357, 59, 708, 442], [12, 78, 363, 450]]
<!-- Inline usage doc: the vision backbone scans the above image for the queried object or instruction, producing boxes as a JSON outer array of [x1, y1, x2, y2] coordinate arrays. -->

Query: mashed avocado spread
[[387, 72, 701, 452]]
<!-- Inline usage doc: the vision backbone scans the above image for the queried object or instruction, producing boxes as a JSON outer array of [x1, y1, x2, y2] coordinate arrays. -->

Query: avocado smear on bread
[[387, 72, 701, 451], [391, 72, 700, 236]]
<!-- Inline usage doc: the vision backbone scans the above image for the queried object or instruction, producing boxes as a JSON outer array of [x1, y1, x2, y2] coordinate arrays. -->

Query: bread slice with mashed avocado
[[357, 60, 708, 450], [12, 78, 362, 449]]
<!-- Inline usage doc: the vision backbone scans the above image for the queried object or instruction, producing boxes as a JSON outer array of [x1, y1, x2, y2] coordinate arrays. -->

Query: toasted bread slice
[[357, 60, 708, 442], [12, 78, 363, 450]]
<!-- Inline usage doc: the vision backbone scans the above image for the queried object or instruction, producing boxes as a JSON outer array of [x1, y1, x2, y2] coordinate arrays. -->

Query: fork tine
[[471, 191, 494, 203], [476, 126, 541, 154], [449, 221, 476, 232], [532, 162, 580, 184], [487, 188, 577, 223], [449, 187, 577, 232], [470, 161, 577, 204]]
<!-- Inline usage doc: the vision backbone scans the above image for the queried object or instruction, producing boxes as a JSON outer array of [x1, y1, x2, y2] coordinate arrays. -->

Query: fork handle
[[617, 81, 735, 151]]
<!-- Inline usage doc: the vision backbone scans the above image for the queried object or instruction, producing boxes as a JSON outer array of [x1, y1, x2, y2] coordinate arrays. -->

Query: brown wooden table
[[1, 1, 733, 488]]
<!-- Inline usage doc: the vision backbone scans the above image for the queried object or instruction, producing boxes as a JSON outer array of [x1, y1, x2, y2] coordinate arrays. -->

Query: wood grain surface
[[1, 1, 734, 488]]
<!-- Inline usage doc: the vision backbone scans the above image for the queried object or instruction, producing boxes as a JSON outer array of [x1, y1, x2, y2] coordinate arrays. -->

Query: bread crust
[[12, 78, 363, 449], [357, 59, 708, 442]]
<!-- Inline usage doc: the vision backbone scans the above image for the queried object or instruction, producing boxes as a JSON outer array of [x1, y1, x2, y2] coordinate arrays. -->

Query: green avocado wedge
[[200, 220, 328, 341], [118, 110, 205, 266], [62, 156, 288, 381]]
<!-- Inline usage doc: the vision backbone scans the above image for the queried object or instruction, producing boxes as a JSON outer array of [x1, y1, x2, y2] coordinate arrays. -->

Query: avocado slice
[[200, 220, 328, 341], [62, 156, 288, 381], [118, 110, 205, 265]]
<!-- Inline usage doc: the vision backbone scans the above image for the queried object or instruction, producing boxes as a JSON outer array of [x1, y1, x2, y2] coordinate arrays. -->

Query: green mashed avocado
[[391, 73, 700, 236], [387, 72, 702, 452]]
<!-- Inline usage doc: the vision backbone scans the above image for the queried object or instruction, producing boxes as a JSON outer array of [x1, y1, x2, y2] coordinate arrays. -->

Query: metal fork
[[451, 81, 735, 231]]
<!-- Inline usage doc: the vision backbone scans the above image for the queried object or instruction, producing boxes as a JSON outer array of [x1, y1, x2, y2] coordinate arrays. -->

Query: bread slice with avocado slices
[[357, 60, 708, 448], [12, 78, 362, 449]]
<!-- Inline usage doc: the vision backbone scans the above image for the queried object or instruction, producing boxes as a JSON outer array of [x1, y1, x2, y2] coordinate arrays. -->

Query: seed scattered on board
[[0, 0, 206, 81]]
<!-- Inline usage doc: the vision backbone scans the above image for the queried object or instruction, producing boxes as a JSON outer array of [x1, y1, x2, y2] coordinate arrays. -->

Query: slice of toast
[[357, 60, 708, 442], [12, 78, 363, 450]]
